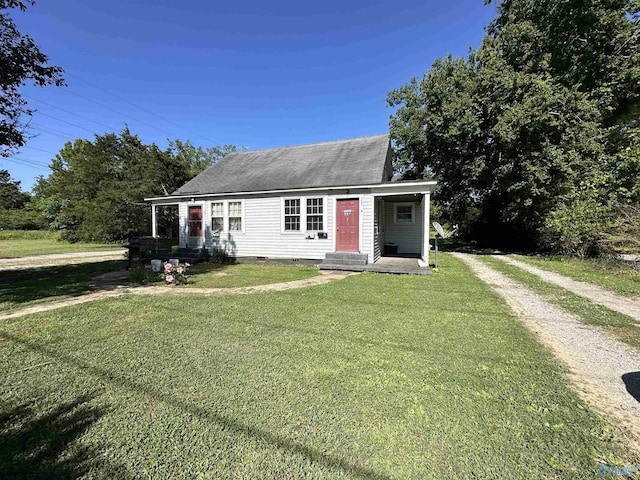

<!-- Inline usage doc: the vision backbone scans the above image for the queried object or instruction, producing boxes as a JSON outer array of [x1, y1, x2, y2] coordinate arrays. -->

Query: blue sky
[[8, 0, 497, 190]]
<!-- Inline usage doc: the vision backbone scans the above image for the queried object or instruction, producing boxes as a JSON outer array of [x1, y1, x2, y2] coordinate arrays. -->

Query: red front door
[[336, 199, 359, 252], [188, 206, 203, 246]]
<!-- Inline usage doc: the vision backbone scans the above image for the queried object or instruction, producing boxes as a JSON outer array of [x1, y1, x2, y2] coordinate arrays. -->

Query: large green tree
[[387, 0, 639, 254], [0, 168, 28, 209], [0, 0, 64, 157], [34, 128, 234, 242]]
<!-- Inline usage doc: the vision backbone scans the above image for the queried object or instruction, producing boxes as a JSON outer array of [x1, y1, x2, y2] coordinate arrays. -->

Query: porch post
[[151, 204, 157, 237], [418, 192, 431, 267]]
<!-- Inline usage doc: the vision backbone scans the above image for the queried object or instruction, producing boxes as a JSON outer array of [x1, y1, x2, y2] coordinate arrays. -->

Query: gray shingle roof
[[173, 134, 390, 195]]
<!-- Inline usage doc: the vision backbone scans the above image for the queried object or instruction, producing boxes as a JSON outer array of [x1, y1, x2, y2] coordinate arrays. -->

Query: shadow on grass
[[0, 261, 126, 309], [0, 331, 391, 480], [0, 393, 119, 479], [622, 372, 640, 403]]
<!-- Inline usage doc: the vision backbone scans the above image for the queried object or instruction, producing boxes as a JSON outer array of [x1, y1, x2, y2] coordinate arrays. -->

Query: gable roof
[[173, 134, 390, 195]]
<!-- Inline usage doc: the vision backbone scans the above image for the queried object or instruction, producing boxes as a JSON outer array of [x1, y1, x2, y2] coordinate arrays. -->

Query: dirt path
[[492, 255, 640, 322], [0, 251, 125, 271], [0, 270, 354, 322], [452, 253, 640, 447]]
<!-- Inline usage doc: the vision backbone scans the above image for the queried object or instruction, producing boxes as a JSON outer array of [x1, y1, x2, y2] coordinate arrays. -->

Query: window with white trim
[[394, 203, 414, 223], [228, 201, 243, 231], [211, 202, 224, 233], [284, 199, 301, 231], [306, 198, 324, 231]]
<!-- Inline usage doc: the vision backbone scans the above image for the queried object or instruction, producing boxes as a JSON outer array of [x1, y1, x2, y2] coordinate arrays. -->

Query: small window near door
[[394, 203, 414, 223], [211, 202, 224, 233]]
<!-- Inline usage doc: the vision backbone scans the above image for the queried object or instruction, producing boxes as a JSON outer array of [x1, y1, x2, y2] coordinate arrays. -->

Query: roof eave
[[145, 180, 437, 202]]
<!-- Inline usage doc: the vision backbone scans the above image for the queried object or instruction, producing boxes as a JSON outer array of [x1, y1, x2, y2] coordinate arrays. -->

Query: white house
[[146, 134, 436, 268]]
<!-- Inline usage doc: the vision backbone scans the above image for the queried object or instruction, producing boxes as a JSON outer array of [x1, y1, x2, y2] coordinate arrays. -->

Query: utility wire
[[31, 124, 78, 141], [60, 87, 176, 137], [23, 94, 118, 132], [6, 156, 49, 170], [34, 111, 98, 136], [66, 72, 221, 145], [22, 145, 59, 156]]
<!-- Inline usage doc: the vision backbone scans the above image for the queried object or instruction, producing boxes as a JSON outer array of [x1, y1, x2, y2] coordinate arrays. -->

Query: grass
[[510, 254, 640, 298], [0, 230, 120, 258], [135, 261, 320, 288], [184, 262, 319, 288], [0, 260, 126, 312], [0, 253, 637, 478], [481, 256, 640, 352]]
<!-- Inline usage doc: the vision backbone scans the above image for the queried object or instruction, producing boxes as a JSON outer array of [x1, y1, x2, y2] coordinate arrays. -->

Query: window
[[229, 201, 243, 231], [394, 203, 414, 223], [306, 198, 323, 231], [284, 199, 300, 231], [211, 202, 224, 233]]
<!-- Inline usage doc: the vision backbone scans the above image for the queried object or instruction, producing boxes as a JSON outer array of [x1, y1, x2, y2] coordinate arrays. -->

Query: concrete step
[[322, 252, 368, 265]]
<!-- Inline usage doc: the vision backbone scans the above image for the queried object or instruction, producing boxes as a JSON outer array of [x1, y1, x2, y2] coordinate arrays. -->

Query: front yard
[[0, 254, 637, 478]]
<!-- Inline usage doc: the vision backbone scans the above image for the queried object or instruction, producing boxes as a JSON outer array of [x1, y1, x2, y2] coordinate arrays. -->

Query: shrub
[[0, 209, 47, 231], [210, 248, 226, 263], [129, 266, 151, 285], [159, 261, 190, 285]]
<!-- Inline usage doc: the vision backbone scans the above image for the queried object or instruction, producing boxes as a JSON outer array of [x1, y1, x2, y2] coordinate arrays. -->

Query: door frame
[[332, 195, 363, 253], [186, 202, 205, 247]]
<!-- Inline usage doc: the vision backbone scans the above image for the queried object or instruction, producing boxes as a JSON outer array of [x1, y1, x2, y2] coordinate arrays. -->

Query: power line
[[34, 111, 98, 136], [23, 94, 118, 132], [31, 124, 77, 140], [60, 87, 176, 137], [6, 156, 50, 170], [66, 72, 222, 145], [22, 145, 59, 156]]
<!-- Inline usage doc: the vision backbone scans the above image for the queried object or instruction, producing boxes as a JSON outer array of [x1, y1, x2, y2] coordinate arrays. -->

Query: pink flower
[[164, 263, 173, 271], [177, 267, 183, 274], [165, 274, 174, 283]]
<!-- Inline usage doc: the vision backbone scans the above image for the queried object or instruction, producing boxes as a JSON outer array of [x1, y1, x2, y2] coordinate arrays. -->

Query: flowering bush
[[159, 261, 190, 285]]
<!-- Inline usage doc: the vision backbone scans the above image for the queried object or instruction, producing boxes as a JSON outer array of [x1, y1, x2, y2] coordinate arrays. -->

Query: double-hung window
[[211, 202, 224, 233], [284, 199, 301, 231], [229, 201, 243, 231], [394, 203, 414, 223], [306, 198, 323, 231]]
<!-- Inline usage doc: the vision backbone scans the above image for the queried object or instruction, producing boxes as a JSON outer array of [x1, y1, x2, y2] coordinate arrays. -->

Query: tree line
[[387, 0, 639, 256]]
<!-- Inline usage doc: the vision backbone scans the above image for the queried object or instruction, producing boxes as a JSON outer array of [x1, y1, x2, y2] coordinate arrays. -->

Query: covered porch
[[372, 187, 432, 269]]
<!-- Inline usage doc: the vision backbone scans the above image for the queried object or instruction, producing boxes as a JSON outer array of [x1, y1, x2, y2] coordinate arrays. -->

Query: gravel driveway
[[453, 253, 640, 447], [492, 255, 640, 322]]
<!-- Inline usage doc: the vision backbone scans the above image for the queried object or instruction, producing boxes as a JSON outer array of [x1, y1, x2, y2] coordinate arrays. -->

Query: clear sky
[[7, 0, 497, 190]]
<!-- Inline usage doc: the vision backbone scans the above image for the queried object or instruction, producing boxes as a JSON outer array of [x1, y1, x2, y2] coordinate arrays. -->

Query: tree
[[34, 129, 237, 242], [1, 0, 65, 157], [0, 168, 29, 209], [166, 139, 238, 180], [387, 0, 640, 254]]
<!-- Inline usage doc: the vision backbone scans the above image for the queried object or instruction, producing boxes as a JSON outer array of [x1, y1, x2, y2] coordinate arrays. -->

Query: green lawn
[[510, 254, 640, 298], [184, 262, 319, 288], [0, 253, 636, 478], [0, 231, 119, 259], [480, 256, 640, 353], [0, 261, 126, 312]]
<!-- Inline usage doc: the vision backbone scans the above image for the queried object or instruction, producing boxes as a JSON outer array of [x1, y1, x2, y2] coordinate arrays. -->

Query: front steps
[[321, 252, 368, 267], [318, 252, 431, 275]]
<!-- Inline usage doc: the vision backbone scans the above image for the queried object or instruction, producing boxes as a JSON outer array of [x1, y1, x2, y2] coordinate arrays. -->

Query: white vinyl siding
[[361, 195, 374, 263]]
